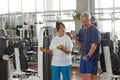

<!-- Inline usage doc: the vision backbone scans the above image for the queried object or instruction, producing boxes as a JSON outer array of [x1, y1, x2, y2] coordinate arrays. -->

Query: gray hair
[[80, 11, 91, 20]]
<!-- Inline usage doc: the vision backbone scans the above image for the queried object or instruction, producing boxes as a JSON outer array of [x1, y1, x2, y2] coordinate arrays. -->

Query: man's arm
[[83, 43, 97, 61], [71, 31, 81, 49], [74, 37, 81, 49], [88, 43, 97, 56]]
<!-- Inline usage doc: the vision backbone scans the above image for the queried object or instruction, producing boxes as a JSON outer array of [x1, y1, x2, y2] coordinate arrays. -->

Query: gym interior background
[[0, 0, 120, 80]]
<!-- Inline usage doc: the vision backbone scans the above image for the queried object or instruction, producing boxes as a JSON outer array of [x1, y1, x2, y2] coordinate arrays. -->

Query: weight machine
[[0, 26, 55, 80]]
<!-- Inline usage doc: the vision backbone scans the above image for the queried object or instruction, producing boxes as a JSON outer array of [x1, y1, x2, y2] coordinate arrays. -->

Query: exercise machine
[[100, 39, 120, 80], [38, 26, 56, 80], [0, 26, 56, 80], [0, 34, 8, 80]]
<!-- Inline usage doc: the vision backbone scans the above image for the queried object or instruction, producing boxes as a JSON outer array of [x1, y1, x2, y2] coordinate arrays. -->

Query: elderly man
[[72, 12, 101, 80]]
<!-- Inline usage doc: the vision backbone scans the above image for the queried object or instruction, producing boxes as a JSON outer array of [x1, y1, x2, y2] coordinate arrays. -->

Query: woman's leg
[[61, 65, 71, 80], [51, 66, 61, 80]]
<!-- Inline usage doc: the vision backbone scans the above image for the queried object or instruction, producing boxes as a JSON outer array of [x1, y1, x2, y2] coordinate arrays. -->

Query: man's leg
[[80, 59, 88, 80], [86, 60, 98, 80], [87, 74, 95, 80], [81, 73, 88, 80]]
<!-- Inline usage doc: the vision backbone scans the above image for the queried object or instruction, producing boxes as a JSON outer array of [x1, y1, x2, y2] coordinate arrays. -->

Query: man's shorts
[[80, 57, 98, 74]]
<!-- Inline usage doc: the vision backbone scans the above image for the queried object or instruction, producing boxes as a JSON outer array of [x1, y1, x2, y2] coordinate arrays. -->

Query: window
[[60, 0, 76, 10], [9, 0, 21, 13], [43, 0, 76, 11], [115, 0, 120, 7], [36, 0, 44, 12], [42, 0, 76, 32], [101, 0, 113, 8], [53, 0, 60, 10], [0, 0, 76, 32], [0, 0, 8, 14], [102, 20, 112, 32], [22, 0, 35, 12], [95, 0, 120, 39], [63, 22, 75, 32], [115, 21, 120, 32]]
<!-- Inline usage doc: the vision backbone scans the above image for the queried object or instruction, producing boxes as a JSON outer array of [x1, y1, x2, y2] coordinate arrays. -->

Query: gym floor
[[11, 64, 105, 80], [71, 67, 105, 80], [27, 64, 105, 80]]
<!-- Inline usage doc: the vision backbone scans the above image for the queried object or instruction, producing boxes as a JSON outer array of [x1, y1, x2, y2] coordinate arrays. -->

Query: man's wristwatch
[[86, 54, 91, 60]]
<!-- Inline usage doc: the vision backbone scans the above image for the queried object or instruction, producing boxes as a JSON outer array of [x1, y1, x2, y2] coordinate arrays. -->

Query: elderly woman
[[40, 21, 73, 80]]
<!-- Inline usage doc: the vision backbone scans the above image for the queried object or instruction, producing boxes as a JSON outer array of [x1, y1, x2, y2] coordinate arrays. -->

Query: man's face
[[81, 17, 91, 28]]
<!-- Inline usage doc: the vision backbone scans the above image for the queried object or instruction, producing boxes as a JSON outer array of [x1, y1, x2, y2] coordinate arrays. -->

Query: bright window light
[[95, 0, 120, 33], [102, 20, 112, 32], [0, 0, 8, 14], [63, 22, 75, 32], [44, 0, 76, 11], [22, 0, 35, 12], [115, 0, 120, 7], [60, 0, 76, 10], [36, 0, 44, 12], [9, 0, 21, 13]]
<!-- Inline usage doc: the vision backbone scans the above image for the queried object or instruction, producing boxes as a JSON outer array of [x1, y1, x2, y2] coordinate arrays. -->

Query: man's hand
[[82, 55, 88, 61], [71, 31, 77, 38], [83, 54, 91, 61]]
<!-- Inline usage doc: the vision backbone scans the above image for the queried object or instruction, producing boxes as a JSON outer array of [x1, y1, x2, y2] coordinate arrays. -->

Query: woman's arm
[[46, 49, 53, 54], [60, 48, 70, 54], [40, 47, 52, 54], [57, 36, 73, 54], [57, 45, 70, 54]]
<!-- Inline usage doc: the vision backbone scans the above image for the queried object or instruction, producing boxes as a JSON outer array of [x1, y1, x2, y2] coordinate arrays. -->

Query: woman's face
[[58, 24, 65, 37]]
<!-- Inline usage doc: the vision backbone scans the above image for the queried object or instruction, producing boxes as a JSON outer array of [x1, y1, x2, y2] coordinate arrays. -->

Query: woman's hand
[[40, 47, 52, 54], [40, 47, 47, 53], [57, 45, 70, 54], [56, 45, 64, 49]]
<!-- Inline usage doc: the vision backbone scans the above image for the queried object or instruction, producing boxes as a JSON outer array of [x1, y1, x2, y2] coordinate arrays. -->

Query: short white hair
[[80, 11, 91, 20]]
